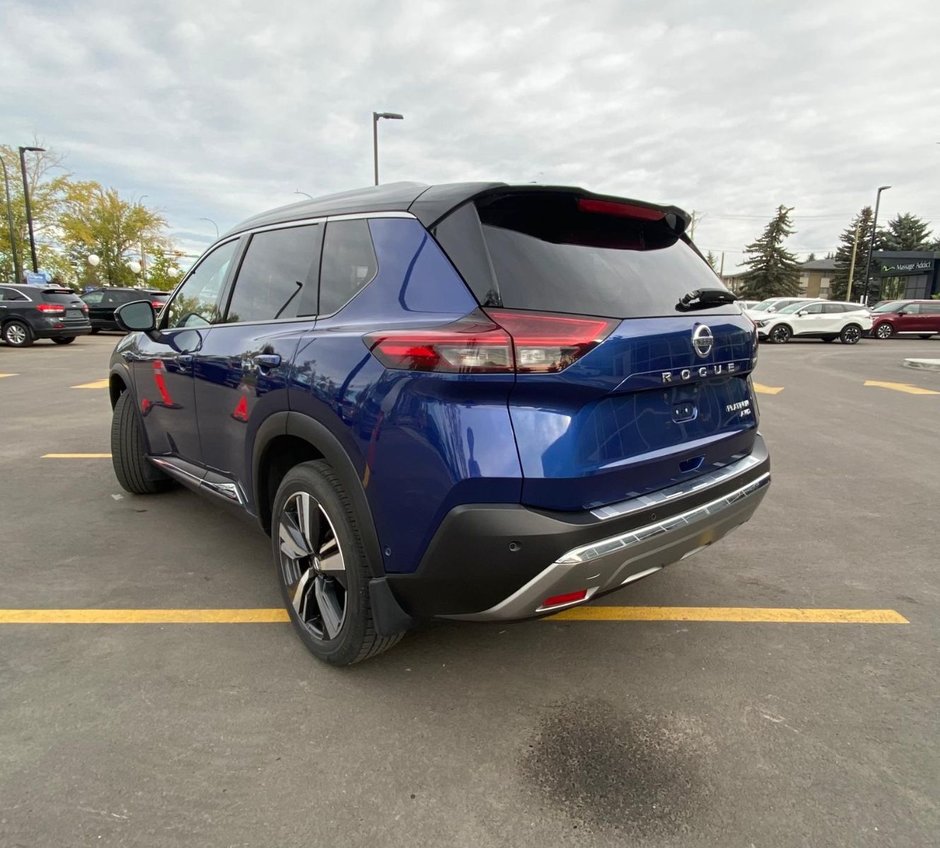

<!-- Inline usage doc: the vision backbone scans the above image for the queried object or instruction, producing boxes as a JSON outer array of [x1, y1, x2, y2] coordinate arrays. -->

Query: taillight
[[364, 310, 616, 374], [577, 197, 665, 221], [151, 301, 164, 311], [36, 303, 66, 314]]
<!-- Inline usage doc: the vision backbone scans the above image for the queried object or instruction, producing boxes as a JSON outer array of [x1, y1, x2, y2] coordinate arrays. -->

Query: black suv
[[0, 285, 91, 346], [109, 182, 769, 665], [82, 287, 169, 333]]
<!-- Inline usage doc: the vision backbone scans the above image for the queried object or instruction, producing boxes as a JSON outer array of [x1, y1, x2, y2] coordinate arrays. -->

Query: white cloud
[[2, 0, 938, 268]]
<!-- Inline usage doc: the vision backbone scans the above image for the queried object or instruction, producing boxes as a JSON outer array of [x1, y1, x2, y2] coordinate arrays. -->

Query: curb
[[903, 358, 940, 372]]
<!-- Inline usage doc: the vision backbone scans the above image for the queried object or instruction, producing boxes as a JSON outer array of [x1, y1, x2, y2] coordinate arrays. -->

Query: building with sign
[[871, 251, 940, 301]]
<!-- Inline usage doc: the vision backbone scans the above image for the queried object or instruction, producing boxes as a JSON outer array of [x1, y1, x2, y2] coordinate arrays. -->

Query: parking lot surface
[[1, 334, 938, 847]]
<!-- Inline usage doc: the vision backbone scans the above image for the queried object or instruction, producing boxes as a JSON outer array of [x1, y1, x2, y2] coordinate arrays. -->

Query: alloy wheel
[[841, 325, 861, 344], [277, 491, 347, 641], [875, 324, 893, 339], [770, 325, 791, 344], [5, 323, 27, 345]]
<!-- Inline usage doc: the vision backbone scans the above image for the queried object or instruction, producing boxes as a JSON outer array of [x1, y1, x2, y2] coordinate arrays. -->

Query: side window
[[923, 303, 940, 315], [822, 303, 843, 314], [319, 219, 378, 315], [903, 303, 921, 314], [0, 287, 28, 302], [82, 290, 105, 305], [802, 303, 824, 314], [225, 224, 321, 323], [164, 240, 238, 329]]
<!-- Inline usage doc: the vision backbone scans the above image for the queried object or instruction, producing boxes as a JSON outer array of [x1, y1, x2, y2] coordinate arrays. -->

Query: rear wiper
[[676, 288, 738, 312]]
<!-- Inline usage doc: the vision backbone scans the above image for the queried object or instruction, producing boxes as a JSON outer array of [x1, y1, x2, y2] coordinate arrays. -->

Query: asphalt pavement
[[1, 333, 938, 848]]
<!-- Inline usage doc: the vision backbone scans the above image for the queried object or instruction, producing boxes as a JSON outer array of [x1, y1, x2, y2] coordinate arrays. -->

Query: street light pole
[[372, 111, 404, 186], [199, 217, 220, 239], [863, 185, 891, 304], [1, 158, 22, 285], [18, 146, 45, 273]]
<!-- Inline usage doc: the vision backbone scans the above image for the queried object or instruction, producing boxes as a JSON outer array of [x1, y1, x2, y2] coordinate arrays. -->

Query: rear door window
[[224, 224, 321, 323], [434, 192, 730, 319], [319, 219, 378, 315]]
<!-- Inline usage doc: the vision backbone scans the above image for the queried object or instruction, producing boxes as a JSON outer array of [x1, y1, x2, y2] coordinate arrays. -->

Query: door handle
[[176, 353, 194, 368], [254, 354, 282, 370]]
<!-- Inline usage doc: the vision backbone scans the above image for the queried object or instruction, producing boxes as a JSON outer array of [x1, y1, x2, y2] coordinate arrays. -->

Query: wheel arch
[[253, 412, 384, 577]]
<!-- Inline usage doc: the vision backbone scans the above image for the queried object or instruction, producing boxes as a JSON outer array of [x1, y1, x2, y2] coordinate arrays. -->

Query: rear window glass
[[42, 290, 80, 303], [434, 192, 732, 319]]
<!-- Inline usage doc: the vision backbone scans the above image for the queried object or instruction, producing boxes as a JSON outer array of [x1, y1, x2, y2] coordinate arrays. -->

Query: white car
[[744, 296, 816, 323], [754, 300, 873, 344]]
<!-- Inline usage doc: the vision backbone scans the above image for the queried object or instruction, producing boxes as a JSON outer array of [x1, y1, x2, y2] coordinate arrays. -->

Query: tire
[[272, 460, 403, 666], [52, 336, 76, 345], [111, 391, 174, 494], [90, 328, 101, 335], [2, 320, 33, 347], [874, 323, 894, 340], [919, 335, 933, 340], [840, 324, 862, 345], [822, 336, 836, 343], [769, 324, 791, 344]]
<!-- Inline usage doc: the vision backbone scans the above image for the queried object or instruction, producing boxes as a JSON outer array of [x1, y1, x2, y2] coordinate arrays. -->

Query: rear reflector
[[365, 310, 615, 375], [540, 589, 589, 609], [577, 197, 665, 221]]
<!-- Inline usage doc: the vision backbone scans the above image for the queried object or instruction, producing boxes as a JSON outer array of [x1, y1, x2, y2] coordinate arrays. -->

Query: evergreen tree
[[705, 250, 719, 273], [879, 213, 933, 251], [830, 207, 875, 301], [738, 206, 801, 299], [807, 252, 816, 262]]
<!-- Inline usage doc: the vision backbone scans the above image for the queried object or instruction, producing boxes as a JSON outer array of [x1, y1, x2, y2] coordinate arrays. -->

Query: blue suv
[[109, 183, 770, 664]]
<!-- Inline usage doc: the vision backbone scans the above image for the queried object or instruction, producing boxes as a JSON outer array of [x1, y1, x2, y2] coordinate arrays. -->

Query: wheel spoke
[[315, 505, 346, 576], [314, 575, 344, 639], [279, 515, 312, 561], [291, 567, 316, 620], [295, 491, 316, 549]]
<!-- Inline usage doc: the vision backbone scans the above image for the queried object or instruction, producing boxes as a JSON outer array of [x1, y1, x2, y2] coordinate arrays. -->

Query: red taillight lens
[[36, 303, 66, 314], [151, 301, 165, 311], [366, 310, 616, 374], [486, 309, 617, 373]]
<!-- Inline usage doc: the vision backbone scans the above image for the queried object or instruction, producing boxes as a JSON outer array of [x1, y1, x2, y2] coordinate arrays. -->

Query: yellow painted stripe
[[72, 378, 109, 389], [753, 383, 784, 395], [864, 380, 939, 396], [42, 453, 111, 459], [0, 609, 290, 624], [0, 372, 17, 379], [549, 606, 909, 624]]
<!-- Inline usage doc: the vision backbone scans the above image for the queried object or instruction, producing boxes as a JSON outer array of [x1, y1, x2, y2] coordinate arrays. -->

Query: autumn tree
[[738, 206, 801, 299]]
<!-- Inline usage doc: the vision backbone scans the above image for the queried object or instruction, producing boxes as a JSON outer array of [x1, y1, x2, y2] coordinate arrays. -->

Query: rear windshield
[[41, 289, 80, 303], [433, 192, 733, 319]]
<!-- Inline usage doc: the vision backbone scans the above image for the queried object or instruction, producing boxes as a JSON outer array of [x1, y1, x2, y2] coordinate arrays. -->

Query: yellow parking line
[[0, 606, 908, 625], [72, 378, 109, 389], [864, 380, 939, 396], [42, 453, 111, 459], [753, 383, 784, 395], [549, 606, 908, 624], [0, 609, 290, 624]]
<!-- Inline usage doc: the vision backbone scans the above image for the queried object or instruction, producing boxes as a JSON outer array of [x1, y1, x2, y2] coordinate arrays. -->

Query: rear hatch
[[41, 288, 90, 327], [433, 188, 759, 511]]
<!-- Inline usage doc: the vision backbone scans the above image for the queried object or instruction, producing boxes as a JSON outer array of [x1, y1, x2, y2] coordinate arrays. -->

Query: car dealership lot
[[1, 335, 938, 847]]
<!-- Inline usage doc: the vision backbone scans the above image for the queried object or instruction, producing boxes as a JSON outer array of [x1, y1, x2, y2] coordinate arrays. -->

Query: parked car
[[869, 300, 940, 339], [744, 296, 815, 323], [0, 284, 91, 346], [754, 300, 872, 344], [82, 287, 169, 333], [108, 182, 770, 665], [737, 299, 760, 311]]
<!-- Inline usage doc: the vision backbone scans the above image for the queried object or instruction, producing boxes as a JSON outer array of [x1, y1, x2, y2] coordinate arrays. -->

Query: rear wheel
[[874, 323, 894, 339], [2, 320, 33, 347], [769, 324, 791, 344], [52, 336, 76, 345], [272, 460, 403, 666], [111, 391, 174, 494], [840, 324, 862, 345]]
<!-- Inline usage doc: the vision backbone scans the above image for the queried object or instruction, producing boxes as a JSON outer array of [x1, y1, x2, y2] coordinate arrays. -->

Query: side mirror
[[795, 309, 807, 316], [115, 300, 156, 332]]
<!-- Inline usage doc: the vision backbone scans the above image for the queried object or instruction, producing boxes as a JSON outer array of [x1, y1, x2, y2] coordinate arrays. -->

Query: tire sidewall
[[271, 462, 371, 665], [840, 324, 862, 345], [770, 324, 791, 343], [875, 323, 894, 339], [3, 320, 33, 347]]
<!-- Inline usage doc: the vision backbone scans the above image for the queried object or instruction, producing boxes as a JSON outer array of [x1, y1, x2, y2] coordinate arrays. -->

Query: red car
[[870, 300, 940, 339]]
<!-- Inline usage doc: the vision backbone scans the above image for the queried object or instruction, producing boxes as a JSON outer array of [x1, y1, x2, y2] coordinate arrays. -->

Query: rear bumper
[[34, 323, 92, 339], [385, 435, 770, 620]]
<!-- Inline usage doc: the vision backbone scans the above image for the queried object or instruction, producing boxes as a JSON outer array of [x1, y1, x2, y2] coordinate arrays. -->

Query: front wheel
[[52, 336, 76, 345], [840, 324, 862, 345], [272, 460, 403, 666], [769, 324, 791, 344], [2, 320, 33, 347], [874, 323, 894, 340], [111, 391, 174, 494]]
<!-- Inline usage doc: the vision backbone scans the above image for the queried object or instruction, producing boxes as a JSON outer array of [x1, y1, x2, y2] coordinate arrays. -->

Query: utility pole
[[719, 251, 725, 277], [863, 185, 891, 303], [846, 222, 861, 301]]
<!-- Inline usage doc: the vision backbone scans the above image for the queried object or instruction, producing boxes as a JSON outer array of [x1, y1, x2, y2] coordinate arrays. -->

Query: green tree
[[144, 244, 186, 291], [738, 206, 801, 299], [878, 213, 933, 252], [806, 252, 816, 262], [830, 206, 875, 301], [58, 181, 168, 288], [705, 250, 719, 273]]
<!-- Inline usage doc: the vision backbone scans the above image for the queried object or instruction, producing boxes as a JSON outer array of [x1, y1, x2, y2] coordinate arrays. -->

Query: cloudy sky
[[3, 0, 938, 270]]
